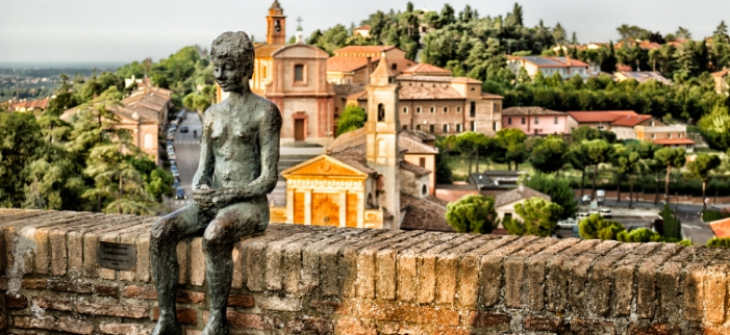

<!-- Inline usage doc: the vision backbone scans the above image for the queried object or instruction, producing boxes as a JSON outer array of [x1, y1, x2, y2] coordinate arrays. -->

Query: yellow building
[[271, 55, 451, 231]]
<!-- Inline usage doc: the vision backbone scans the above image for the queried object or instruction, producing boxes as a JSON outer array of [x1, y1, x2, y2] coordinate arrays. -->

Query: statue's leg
[[150, 204, 207, 335], [201, 197, 268, 335]]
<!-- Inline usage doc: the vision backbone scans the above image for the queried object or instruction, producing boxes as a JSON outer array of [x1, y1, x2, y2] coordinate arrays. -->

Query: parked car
[[172, 180, 179, 189], [589, 209, 600, 216], [600, 208, 612, 218], [576, 212, 590, 219], [180, 126, 189, 133], [581, 195, 592, 204], [168, 151, 176, 160], [175, 188, 186, 200]]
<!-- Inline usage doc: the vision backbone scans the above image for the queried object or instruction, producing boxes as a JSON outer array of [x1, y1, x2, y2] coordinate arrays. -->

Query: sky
[[2, 0, 730, 65]]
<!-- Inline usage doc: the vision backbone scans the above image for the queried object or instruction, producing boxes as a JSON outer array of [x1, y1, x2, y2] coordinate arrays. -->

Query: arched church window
[[275, 20, 281, 32], [377, 103, 385, 122]]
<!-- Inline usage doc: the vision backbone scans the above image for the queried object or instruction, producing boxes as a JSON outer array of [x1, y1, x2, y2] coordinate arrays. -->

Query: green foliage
[[335, 105, 366, 136], [707, 237, 730, 248], [525, 173, 578, 219], [698, 105, 730, 150], [511, 197, 563, 237], [445, 194, 498, 234], [0, 113, 47, 207], [435, 151, 453, 184], [529, 136, 568, 174], [616, 228, 662, 242], [578, 214, 625, 240], [660, 204, 683, 240], [495, 128, 528, 170], [183, 85, 215, 114], [703, 210, 730, 222]]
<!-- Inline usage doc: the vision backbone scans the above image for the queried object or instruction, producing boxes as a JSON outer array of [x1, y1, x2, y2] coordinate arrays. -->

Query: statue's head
[[211, 31, 255, 92]]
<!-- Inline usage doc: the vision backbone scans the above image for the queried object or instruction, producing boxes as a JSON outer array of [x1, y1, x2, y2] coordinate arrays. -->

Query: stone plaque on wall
[[97, 242, 136, 270]]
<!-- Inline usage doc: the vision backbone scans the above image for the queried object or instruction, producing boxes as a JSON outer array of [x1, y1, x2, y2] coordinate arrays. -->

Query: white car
[[600, 209, 612, 218]]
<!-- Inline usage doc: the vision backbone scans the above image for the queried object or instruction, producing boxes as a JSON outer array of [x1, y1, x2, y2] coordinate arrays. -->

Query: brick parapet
[[1, 208, 729, 334]]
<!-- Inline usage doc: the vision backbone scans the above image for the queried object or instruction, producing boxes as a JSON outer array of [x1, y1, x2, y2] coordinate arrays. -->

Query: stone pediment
[[281, 155, 368, 178]]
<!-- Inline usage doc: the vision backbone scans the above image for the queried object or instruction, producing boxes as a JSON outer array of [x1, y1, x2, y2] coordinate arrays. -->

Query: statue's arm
[[192, 107, 215, 189], [230, 103, 282, 200]]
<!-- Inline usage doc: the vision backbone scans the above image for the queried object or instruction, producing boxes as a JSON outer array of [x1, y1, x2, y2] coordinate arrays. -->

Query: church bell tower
[[266, 0, 287, 45], [365, 53, 401, 229]]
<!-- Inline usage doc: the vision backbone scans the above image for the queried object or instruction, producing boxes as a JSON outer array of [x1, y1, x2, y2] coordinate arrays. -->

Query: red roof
[[653, 139, 695, 145], [712, 69, 729, 77], [402, 63, 451, 75], [354, 25, 371, 31], [326, 56, 375, 73], [610, 114, 653, 127], [333, 45, 396, 54], [710, 218, 730, 238], [567, 110, 639, 124]]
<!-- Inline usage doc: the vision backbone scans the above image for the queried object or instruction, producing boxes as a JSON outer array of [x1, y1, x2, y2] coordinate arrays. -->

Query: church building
[[270, 55, 451, 231], [218, 1, 336, 145]]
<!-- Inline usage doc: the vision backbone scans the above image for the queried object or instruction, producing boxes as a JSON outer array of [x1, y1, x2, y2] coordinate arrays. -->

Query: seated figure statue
[[150, 31, 281, 335]]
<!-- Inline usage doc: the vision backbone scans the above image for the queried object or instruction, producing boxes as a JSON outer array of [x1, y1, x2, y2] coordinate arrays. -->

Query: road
[[599, 198, 714, 245], [166, 110, 201, 211]]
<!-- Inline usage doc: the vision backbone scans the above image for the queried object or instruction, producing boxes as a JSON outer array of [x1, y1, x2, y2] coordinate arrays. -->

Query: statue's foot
[[201, 317, 229, 335], [151, 316, 182, 335]]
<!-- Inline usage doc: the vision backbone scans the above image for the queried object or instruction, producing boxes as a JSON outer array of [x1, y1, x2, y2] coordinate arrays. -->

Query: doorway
[[294, 119, 305, 141]]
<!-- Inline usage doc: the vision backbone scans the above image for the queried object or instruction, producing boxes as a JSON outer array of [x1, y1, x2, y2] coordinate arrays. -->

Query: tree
[[525, 173, 578, 220], [568, 144, 590, 200], [578, 214, 625, 240], [654, 147, 686, 201], [529, 136, 568, 174], [659, 203, 682, 241], [445, 194, 498, 234], [0, 113, 46, 207], [686, 154, 722, 211], [616, 228, 662, 242], [455, 131, 489, 175], [612, 144, 642, 204], [582, 139, 614, 200], [335, 105, 366, 136], [504, 197, 563, 237], [183, 85, 215, 114], [496, 128, 528, 170]]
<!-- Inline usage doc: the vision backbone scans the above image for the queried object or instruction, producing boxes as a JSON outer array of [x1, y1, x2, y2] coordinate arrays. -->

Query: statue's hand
[[210, 188, 239, 208], [193, 186, 215, 210]]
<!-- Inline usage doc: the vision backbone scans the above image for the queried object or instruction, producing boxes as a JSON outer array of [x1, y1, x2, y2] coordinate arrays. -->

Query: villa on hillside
[[500, 106, 574, 135], [506, 56, 591, 80], [614, 71, 672, 86]]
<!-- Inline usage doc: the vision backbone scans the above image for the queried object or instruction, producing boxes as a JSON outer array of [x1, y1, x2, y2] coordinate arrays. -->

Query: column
[[356, 192, 364, 228], [286, 187, 294, 223], [304, 189, 312, 226], [339, 191, 347, 228]]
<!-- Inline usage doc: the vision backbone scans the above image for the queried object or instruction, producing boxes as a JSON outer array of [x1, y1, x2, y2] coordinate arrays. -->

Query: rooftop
[[502, 106, 564, 116], [508, 56, 589, 68]]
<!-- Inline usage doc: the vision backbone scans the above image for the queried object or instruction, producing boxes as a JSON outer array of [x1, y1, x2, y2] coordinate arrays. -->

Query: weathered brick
[[480, 236, 540, 308], [189, 237, 205, 286], [636, 244, 682, 319], [396, 232, 456, 303], [176, 239, 188, 284], [257, 294, 303, 311], [626, 322, 681, 335], [704, 264, 729, 324], [32, 296, 73, 311], [524, 316, 564, 332], [22, 278, 47, 290], [286, 317, 333, 334], [176, 290, 205, 305], [227, 311, 277, 330], [94, 284, 119, 298], [123, 284, 157, 300], [466, 311, 511, 331], [657, 247, 697, 321], [570, 319, 616, 334], [153, 307, 197, 325], [136, 233, 151, 282], [335, 318, 376, 335], [546, 239, 601, 313], [243, 225, 307, 292], [99, 322, 153, 335], [503, 237, 557, 308], [375, 231, 431, 301], [49, 280, 93, 294], [418, 234, 476, 304], [358, 302, 460, 327], [613, 243, 662, 317], [77, 301, 149, 319], [587, 243, 636, 316], [13, 315, 94, 334], [228, 294, 254, 308], [4, 292, 27, 309], [355, 231, 421, 299]]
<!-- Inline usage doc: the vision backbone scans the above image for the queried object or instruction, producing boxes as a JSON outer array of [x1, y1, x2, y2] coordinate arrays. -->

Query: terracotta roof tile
[[710, 217, 730, 238], [481, 93, 504, 100], [329, 147, 376, 174], [610, 114, 653, 127], [326, 56, 378, 73], [508, 56, 589, 68], [400, 133, 438, 154], [502, 106, 564, 116], [653, 139, 695, 145], [399, 193, 453, 232], [402, 63, 452, 76], [333, 45, 396, 54], [566, 110, 639, 124], [255, 44, 285, 58], [494, 186, 550, 208], [400, 160, 431, 177], [398, 84, 462, 100]]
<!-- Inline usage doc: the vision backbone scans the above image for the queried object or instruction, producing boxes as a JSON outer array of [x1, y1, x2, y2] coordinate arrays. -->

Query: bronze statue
[[150, 31, 281, 335]]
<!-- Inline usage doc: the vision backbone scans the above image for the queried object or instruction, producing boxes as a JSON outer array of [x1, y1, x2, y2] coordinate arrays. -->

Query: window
[[679, 133, 683, 138], [471, 121, 476, 131], [416, 125, 421, 130], [456, 106, 462, 113], [416, 106, 422, 114], [470, 87, 476, 91], [294, 64, 304, 82], [456, 124, 463, 132], [651, 121, 655, 127], [494, 103, 501, 112], [391, 64, 397, 70], [377, 103, 385, 122], [443, 106, 448, 113], [429, 124, 435, 133], [508, 117, 512, 125], [402, 107, 408, 114], [554, 117, 558, 125], [470, 102, 476, 117], [668, 133, 672, 139], [422, 185, 428, 196], [493, 122, 498, 131], [443, 124, 449, 133], [535, 117, 539, 125], [430, 106, 435, 114], [521, 117, 526, 125], [402, 125, 408, 130], [651, 134, 656, 139], [419, 157, 426, 167]]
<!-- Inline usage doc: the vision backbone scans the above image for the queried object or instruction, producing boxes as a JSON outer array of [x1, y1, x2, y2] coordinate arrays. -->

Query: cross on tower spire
[[296, 16, 303, 31]]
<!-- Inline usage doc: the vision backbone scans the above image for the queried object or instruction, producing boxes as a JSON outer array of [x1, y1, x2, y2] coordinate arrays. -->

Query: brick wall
[[1, 209, 730, 334]]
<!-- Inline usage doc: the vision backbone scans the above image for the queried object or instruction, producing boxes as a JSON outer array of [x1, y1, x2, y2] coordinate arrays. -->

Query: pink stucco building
[[501, 106, 573, 135]]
